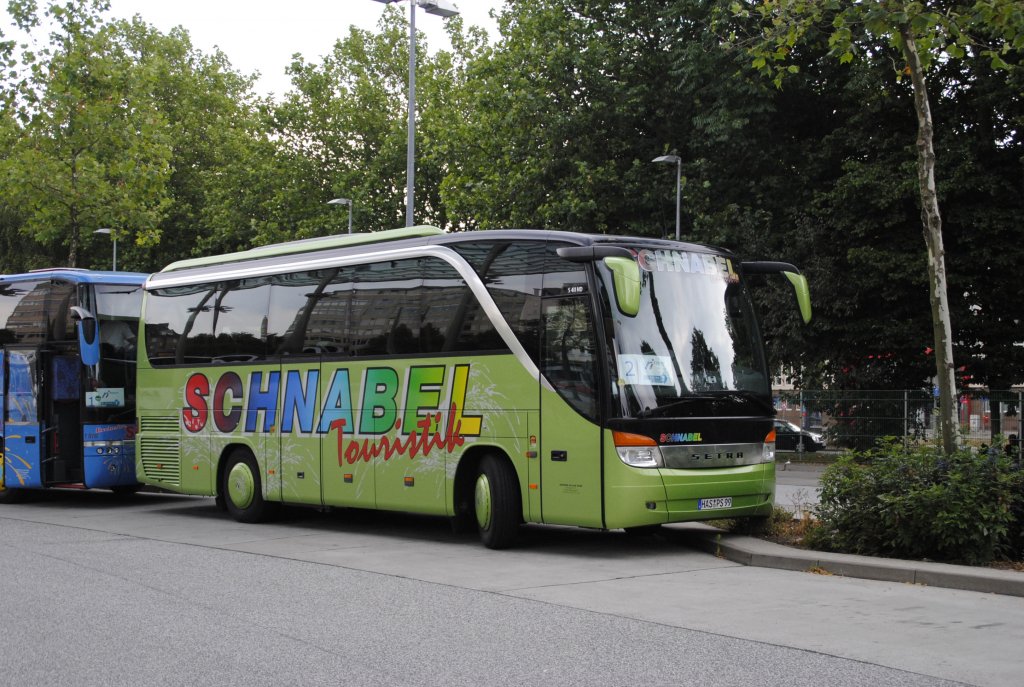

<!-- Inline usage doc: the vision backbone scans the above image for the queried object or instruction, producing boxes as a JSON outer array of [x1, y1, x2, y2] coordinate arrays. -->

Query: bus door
[[0, 349, 4, 489], [2, 347, 45, 488], [538, 296, 603, 528], [279, 360, 322, 506], [45, 344, 83, 484]]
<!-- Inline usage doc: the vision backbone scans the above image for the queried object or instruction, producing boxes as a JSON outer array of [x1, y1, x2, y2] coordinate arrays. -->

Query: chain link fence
[[773, 389, 1024, 452]]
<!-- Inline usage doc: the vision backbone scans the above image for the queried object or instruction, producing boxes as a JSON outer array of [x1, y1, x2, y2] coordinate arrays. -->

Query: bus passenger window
[[542, 297, 598, 419]]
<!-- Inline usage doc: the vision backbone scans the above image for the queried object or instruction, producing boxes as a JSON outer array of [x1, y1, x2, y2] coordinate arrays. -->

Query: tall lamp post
[[328, 197, 354, 234], [370, 0, 460, 227], [94, 228, 117, 271], [652, 153, 682, 241]]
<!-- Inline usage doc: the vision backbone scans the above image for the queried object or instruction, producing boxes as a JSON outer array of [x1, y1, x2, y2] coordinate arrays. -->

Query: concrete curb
[[689, 528, 1024, 597]]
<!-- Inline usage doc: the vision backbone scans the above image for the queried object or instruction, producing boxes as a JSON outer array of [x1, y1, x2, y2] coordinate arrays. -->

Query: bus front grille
[[140, 437, 181, 486]]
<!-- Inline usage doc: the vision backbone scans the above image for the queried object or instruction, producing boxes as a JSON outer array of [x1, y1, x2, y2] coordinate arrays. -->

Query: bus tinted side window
[[451, 241, 588, 362], [145, 285, 217, 366], [268, 269, 345, 356], [352, 260, 423, 357], [0, 280, 43, 344], [345, 257, 505, 357], [209, 277, 272, 362], [0, 280, 74, 345], [542, 296, 599, 420], [420, 257, 505, 354]]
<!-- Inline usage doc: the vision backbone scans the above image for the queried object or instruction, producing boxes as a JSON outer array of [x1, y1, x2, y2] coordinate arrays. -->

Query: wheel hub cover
[[474, 474, 492, 530], [227, 462, 255, 510]]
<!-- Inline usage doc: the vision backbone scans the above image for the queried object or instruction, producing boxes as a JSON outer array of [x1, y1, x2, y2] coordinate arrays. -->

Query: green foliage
[[0, 0, 1020, 400], [724, 505, 796, 537], [808, 439, 1024, 564], [2, 0, 173, 269]]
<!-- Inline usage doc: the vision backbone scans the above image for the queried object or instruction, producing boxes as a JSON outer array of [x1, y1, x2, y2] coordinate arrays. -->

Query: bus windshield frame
[[595, 246, 771, 420]]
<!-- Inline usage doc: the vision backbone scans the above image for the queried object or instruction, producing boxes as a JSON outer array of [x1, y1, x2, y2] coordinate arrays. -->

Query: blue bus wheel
[[0, 482, 28, 504]]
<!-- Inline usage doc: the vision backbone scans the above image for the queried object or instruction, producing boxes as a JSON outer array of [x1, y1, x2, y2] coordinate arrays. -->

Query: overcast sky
[[6, 1, 505, 98]]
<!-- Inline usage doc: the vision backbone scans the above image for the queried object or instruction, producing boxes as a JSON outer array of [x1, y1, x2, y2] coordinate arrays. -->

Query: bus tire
[[474, 455, 520, 549], [0, 485, 28, 504], [221, 449, 278, 524]]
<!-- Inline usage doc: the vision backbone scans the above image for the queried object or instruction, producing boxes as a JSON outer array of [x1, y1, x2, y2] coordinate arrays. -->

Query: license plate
[[698, 497, 733, 510]]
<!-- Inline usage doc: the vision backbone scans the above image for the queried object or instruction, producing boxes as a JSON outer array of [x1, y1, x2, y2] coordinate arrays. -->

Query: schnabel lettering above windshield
[[634, 249, 739, 283]]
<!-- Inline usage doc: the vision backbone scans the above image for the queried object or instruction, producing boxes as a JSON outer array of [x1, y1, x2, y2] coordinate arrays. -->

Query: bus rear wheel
[[221, 449, 278, 524], [473, 455, 520, 549], [0, 485, 28, 504]]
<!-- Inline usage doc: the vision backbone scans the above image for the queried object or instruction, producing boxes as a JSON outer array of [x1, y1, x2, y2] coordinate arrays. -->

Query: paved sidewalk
[[687, 524, 1024, 597]]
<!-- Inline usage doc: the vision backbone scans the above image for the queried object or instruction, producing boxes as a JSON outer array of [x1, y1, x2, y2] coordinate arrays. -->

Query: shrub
[[805, 439, 1024, 565]]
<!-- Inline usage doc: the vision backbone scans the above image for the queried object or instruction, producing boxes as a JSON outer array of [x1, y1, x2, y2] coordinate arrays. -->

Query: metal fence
[[774, 389, 1024, 451]]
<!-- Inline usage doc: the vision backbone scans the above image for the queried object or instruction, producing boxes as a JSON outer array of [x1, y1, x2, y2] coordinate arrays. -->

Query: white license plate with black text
[[698, 497, 733, 510]]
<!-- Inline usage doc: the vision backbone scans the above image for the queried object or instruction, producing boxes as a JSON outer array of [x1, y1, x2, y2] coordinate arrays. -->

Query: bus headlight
[[763, 429, 776, 463], [613, 431, 663, 468]]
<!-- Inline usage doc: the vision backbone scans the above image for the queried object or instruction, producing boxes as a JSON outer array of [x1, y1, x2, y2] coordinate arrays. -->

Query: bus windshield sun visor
[[556, 245, 635, 262]]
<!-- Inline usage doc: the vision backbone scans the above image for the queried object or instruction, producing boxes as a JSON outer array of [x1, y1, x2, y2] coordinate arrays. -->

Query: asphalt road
[[1, 490, 1021, 686], [776, 461, 825, 513]]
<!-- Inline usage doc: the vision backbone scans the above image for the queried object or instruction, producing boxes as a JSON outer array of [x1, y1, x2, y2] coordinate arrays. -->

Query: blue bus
[[0, 269, 148, 500]]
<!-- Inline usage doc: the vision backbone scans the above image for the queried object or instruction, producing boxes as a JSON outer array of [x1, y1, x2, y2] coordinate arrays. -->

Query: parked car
[[773, 419, 826, 452]]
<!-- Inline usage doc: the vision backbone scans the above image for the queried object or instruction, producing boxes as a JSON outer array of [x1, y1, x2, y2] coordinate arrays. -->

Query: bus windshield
[[598, 248, 770, 419], [90, 284, 142, 419]]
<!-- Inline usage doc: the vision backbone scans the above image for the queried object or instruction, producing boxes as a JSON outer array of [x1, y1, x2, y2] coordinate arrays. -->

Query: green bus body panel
[[136, 355, 540, 518], [660, 463, 775, 520], [538, 385, 602, 527], [602, 456, 774, 528], [136, 353, 776, 527], [160, 226, 445, 273]]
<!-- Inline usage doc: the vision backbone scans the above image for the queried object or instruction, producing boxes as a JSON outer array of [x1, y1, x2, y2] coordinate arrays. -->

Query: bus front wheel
[[0, 485, 28, 504], [473, 455, 520, 549], [221, 449, 278, 524]]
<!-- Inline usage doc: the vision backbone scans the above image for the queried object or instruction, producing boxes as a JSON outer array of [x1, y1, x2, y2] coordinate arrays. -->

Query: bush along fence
[[774, 389, 1024, 452], [806, 440, 1024, 565]]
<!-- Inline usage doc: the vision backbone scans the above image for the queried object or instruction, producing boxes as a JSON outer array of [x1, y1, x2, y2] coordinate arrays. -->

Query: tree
[[725, 0, 1024, 454], [445, 0, 686, 234], [211, 6, 488, 246], [2, 0, 172, 269]]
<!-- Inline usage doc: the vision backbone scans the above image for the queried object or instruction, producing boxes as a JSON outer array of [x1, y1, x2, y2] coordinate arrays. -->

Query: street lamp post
[[652, 153, 682, 241], [328, 198, 353, 234], [370, 0, 460, 227], [94, 228, 117, 271]]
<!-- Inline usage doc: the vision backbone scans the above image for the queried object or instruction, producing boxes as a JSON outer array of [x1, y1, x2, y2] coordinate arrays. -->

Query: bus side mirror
[[602, 257, 640, 317], [71, 306, 101, 366], [783, 271, 812, 325], [740, 261, 812, 324]]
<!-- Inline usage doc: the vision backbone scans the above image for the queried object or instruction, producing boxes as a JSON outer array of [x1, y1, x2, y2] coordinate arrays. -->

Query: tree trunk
[[900, 25, 959, 454]]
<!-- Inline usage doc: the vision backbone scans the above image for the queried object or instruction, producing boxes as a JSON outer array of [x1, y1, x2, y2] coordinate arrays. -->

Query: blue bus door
[[46, 345, 84, 485], [2, 347, 44, 489], [1, 346, 87, 489]]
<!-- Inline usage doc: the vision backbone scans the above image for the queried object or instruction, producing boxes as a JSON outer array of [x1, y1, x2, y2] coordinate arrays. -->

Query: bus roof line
[[2, 270, 148, 285], [160, 226, 445, 273]]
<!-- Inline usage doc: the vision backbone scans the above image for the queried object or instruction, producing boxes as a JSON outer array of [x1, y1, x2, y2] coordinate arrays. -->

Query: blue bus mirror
[[71, 306, 100, 366]]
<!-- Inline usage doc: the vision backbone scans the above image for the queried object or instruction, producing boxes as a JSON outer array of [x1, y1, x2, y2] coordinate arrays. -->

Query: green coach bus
[[135, 227, 810, 548]]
